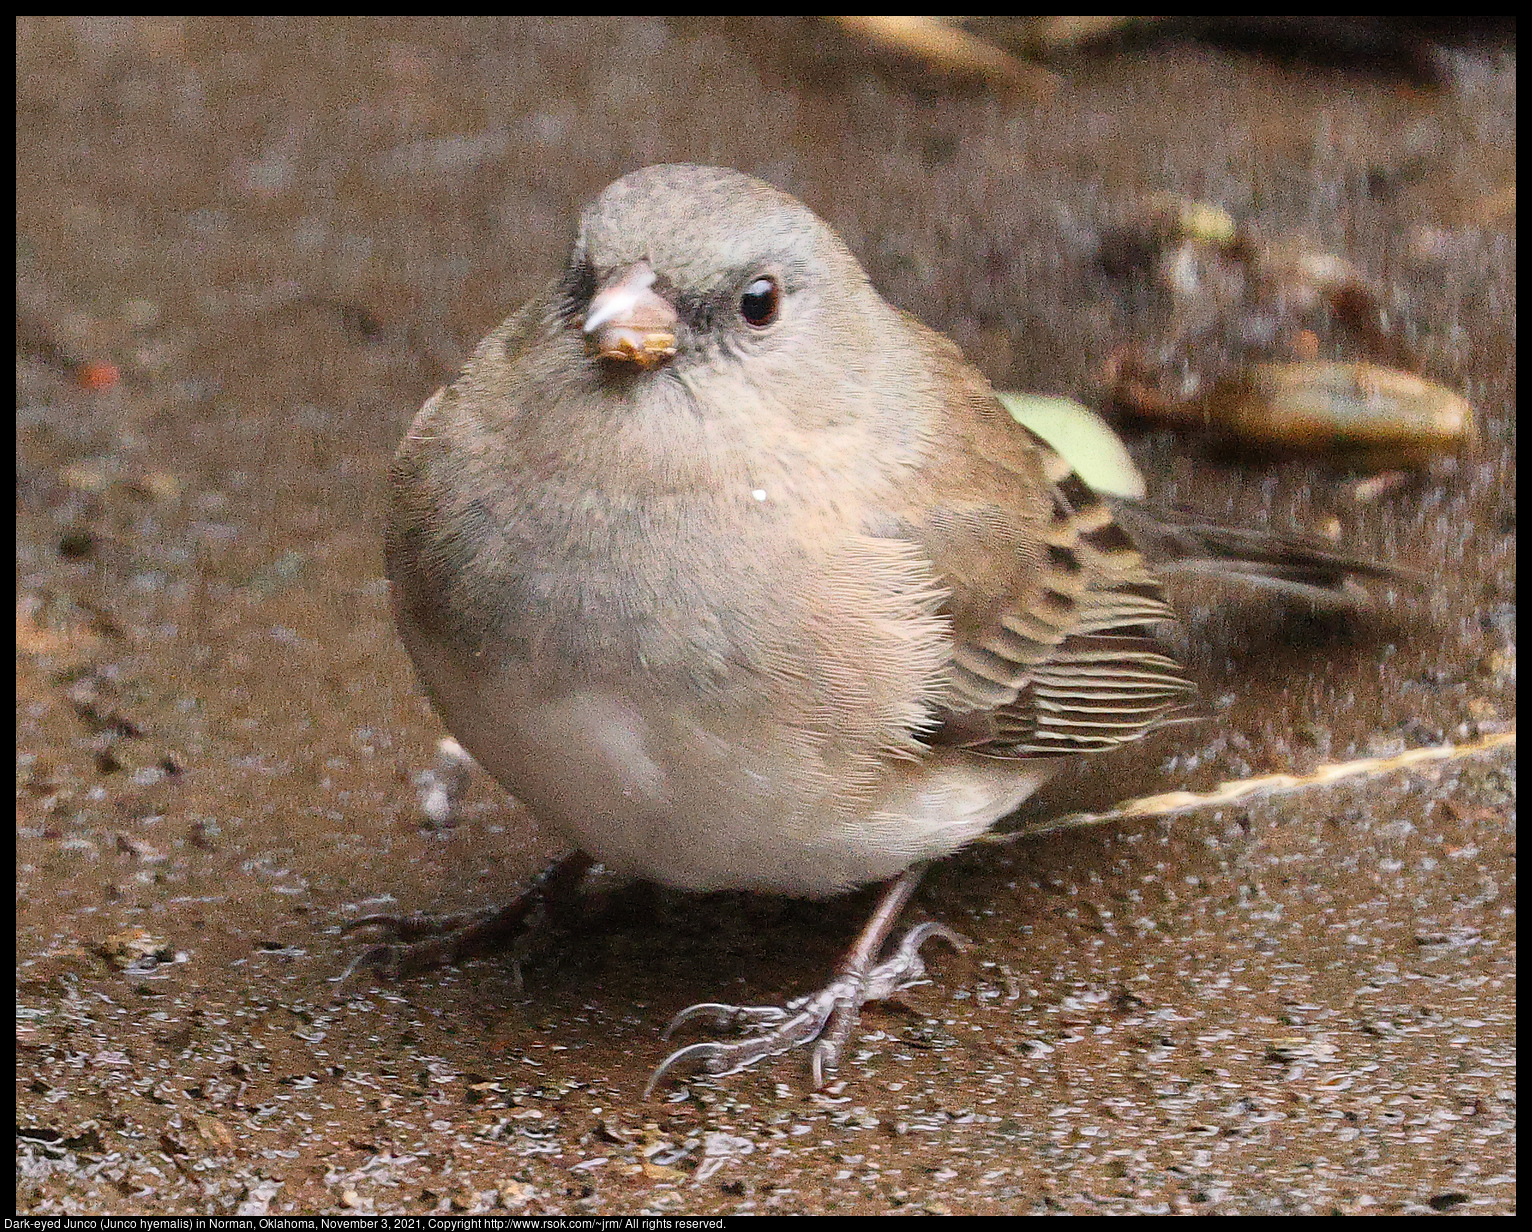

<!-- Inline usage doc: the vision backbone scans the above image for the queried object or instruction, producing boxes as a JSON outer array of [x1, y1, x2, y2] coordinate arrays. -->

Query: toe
[[662, 1000, 791, 1040]]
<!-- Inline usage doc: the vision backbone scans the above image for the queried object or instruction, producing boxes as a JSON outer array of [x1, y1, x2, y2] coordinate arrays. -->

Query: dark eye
[[739, 276, 780, 328]]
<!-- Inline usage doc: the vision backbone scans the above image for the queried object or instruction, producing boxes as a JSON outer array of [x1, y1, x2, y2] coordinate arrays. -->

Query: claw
[[339, 913, 401, 938], [644, 916, 965, 1095], [643, 1041, 732, 1097], [329, 945, 391, 984], [863, 921, 967, 998], [810, 1037, 834, 1090], [646, 1011, 825, 1098], [897, 920, 967, 958], [661, 1000, 789, 1040]]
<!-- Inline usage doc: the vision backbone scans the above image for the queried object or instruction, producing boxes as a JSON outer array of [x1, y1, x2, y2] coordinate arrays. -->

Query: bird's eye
[[739, 277, 780, 328]]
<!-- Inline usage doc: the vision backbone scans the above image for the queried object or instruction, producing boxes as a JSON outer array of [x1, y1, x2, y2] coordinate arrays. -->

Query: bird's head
[[559, 164, 875, 383]]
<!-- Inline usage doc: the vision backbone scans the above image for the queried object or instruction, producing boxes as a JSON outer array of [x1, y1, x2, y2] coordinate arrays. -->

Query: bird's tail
[[1111, 501, 1424, 605]]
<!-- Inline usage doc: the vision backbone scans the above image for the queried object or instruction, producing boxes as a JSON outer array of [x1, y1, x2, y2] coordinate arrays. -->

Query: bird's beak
[[581, 261, 679, 371]]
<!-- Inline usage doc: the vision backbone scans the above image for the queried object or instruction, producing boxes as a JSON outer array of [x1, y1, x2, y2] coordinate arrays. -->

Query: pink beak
[[582, 261, 679, 370]]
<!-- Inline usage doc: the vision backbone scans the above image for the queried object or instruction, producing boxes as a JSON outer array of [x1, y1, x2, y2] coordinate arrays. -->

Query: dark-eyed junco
[[361, 164, 1407, 1092]]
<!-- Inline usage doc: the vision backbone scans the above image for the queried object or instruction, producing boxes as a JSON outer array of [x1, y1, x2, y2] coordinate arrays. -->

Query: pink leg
[[646, 862, 964, 1095]]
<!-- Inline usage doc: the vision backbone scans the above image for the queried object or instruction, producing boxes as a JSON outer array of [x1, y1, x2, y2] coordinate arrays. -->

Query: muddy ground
[[16, 17, 1514, 1215]]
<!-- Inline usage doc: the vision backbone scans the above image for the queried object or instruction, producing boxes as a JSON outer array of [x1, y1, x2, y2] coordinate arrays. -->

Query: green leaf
[[997, 393, 1146, 499]]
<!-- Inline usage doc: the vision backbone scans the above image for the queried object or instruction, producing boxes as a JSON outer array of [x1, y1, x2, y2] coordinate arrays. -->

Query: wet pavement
[[16, 17, 1515, 1215]]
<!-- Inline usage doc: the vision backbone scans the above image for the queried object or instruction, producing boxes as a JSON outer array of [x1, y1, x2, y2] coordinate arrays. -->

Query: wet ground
[[16, 17, 1515, 1216]]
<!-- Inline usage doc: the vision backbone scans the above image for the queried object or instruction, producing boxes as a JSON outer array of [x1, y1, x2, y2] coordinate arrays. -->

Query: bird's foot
[[335, 900, 541, 981], [333, 851, 593, 982], [645, 921, 963, 1095]]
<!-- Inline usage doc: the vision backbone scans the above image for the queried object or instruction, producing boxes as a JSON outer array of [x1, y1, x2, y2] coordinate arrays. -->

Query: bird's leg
[[646, 863, 964, 1095], [335, 850, 594, 981]]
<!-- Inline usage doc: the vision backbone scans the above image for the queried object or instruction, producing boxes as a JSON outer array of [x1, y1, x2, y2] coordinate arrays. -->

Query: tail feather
[[1110, 501, 1423, 603]]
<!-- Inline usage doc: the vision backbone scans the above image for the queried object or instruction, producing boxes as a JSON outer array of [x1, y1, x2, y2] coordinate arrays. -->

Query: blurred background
[[16, 17, 1515, 1216]]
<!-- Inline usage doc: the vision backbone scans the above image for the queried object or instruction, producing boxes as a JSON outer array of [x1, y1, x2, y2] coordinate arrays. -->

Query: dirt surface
[[16, 17, 1515, 1216]]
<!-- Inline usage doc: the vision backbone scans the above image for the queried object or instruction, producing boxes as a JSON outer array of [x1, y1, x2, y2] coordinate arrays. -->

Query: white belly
[[402, 634, 1054, 897]]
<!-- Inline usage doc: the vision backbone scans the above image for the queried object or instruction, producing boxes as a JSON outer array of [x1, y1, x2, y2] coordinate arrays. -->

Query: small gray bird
[[362, 164, 1405, 1092]]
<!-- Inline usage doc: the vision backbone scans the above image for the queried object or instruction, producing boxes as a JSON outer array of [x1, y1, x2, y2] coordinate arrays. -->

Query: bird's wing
[[886, 328, 1195, 759]]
